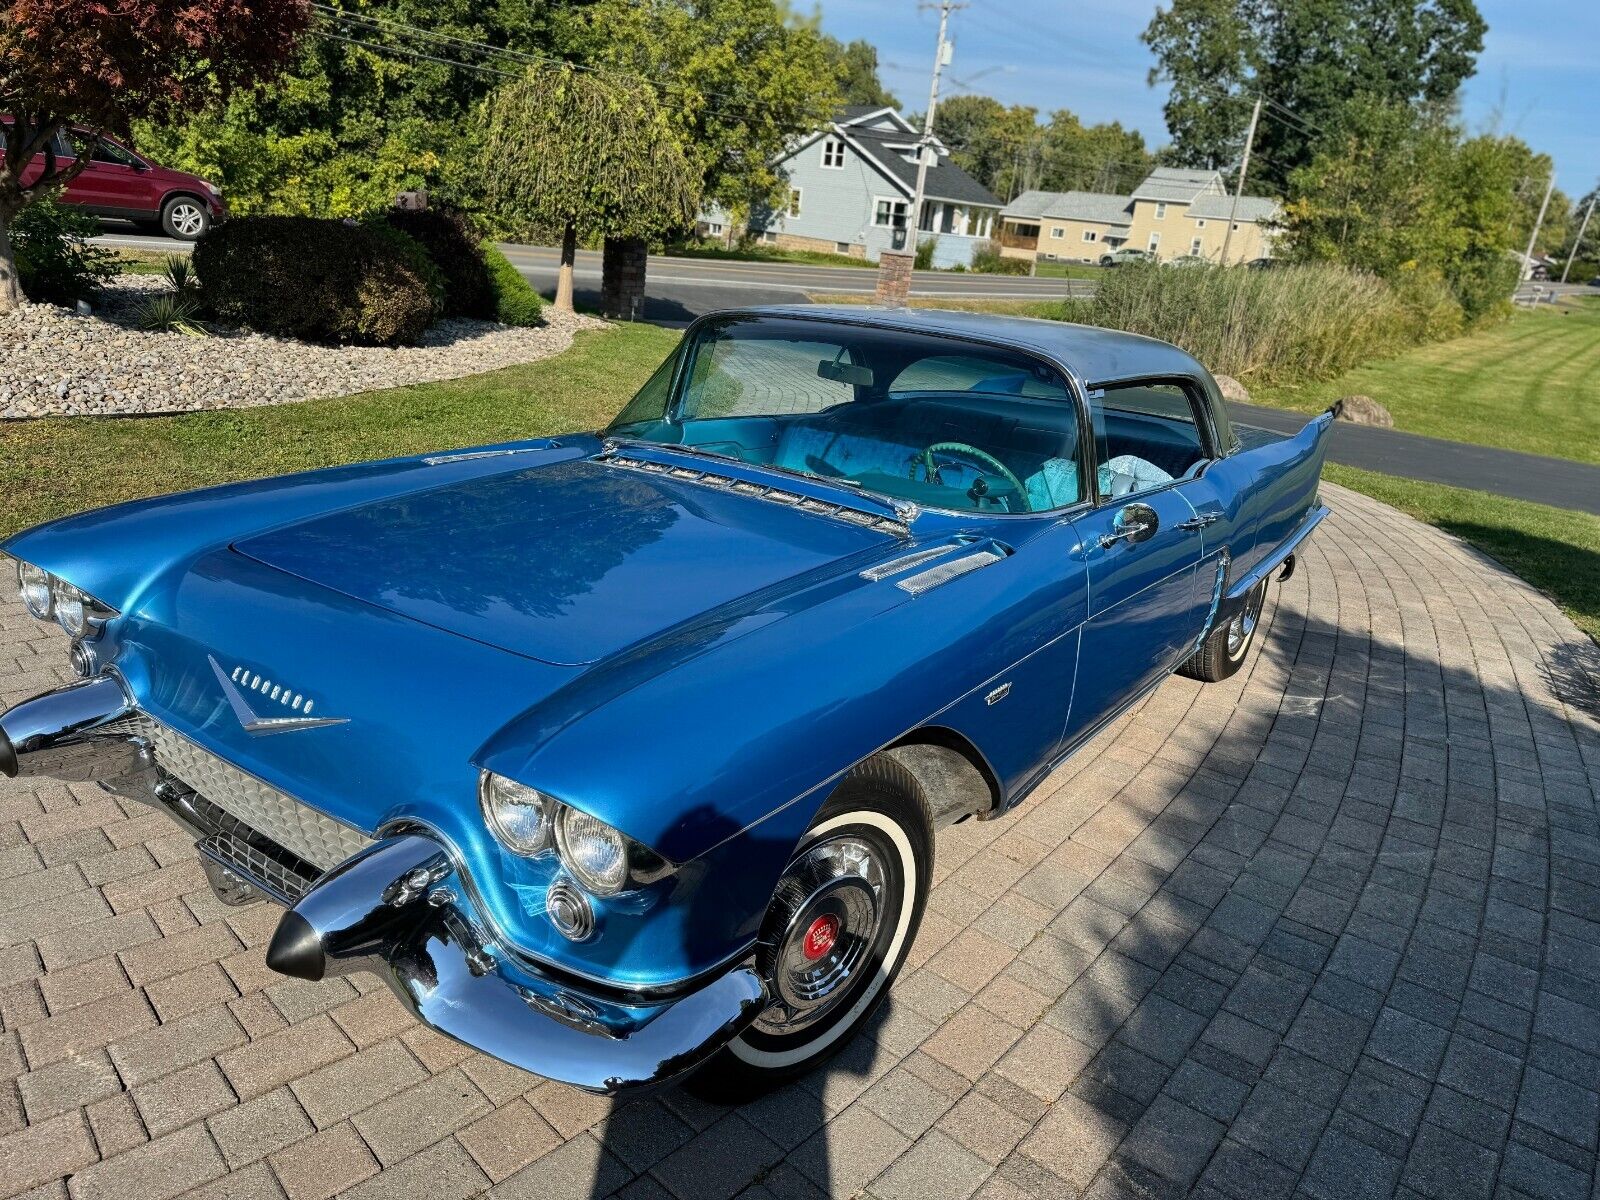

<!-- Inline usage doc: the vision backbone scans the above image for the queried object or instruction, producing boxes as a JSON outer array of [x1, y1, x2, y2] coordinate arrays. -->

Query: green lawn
[[665, 244, 872, 270], [1251, 305, 1600, 465], [0, 323, 680, 538], [1033, 261, 1103, 281]]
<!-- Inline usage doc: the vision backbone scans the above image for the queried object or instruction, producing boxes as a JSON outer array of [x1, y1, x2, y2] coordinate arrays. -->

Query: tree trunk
[[554, 222, 577, 313], [0, 214, 23, 313]]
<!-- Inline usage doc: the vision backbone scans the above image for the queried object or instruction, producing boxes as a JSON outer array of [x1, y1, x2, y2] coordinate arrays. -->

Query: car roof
[[722, 304, 1213, 389]]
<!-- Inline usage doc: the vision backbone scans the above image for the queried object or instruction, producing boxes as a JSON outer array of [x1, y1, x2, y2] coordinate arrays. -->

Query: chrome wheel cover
[[1227, 586, 1266, 659], [753, 835, 886, 1037], [170, 204, 205, 237]]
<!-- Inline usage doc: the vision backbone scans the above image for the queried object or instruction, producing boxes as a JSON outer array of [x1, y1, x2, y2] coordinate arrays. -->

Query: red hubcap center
[[802, 915, 840, 961]]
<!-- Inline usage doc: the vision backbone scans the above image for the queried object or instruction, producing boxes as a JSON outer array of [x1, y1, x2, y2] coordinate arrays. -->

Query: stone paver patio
[[2, 482, 1599, 1200]]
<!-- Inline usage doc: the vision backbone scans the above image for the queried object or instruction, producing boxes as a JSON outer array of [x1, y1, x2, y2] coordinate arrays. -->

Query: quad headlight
[[10, 557, 116, 639], [479, 770, 671, 898]]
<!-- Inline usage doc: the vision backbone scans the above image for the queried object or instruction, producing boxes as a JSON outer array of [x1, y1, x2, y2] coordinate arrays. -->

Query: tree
[[134, 1, 576, 219], [478, 66, 700, 313], [0, 0, 309, 309], [1278, 97, 1531, 322], [819, 35, 898, 109], [1143, 0, 1487, 188], [559, 0, 840, 215], [934, 97, 1154, 202]]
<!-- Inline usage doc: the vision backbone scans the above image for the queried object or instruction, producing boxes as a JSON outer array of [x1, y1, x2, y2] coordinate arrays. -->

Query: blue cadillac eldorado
[[0, 306, 1330, 1099]]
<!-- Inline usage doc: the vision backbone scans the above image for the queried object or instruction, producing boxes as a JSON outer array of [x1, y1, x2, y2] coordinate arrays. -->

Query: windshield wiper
[[607, 437, 738, 464]]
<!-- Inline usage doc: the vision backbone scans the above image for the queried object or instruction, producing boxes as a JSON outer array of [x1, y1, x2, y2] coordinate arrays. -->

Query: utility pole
[[1516, 171, 1555, 286], [909, 0, 962, 247], [1219, 95, 1262, 267], [1560, 194, 1595, 285]]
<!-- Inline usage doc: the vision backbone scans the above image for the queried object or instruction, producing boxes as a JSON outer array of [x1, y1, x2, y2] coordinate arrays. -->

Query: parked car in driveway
[[0, 307, 1331, 1100], [6, 121, 225, 240], [1099, 247, 1152, 267], [1164, 254, 1209, 268]]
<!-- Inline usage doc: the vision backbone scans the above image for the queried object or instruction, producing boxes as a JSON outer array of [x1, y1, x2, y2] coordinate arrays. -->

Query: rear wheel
[[686, 757, 931, 1102], [1178, 578, 1267, 682], [161, 196, 210, 241]]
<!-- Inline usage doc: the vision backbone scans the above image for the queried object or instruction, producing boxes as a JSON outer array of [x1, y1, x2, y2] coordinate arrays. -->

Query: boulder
[[1331, 395, 1394, 427], [1214, 374, 1250, 403]]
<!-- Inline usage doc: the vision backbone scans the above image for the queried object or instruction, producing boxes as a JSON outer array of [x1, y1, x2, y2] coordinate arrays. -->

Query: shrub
[[1085, 262, 1455, 384], [383, 206, 497, 319], [360, 216, 447, 313], [11, 200, 119, 306], [483, 243, 544, 326], [970, 239, 1032, 276], [193, 215, 436, 346], [914, 236, 937, 270]]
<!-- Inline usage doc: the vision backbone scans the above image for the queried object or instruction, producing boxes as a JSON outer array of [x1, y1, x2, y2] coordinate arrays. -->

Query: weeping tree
[[0, 0, 309, 310], [478, 65, 700, 314]]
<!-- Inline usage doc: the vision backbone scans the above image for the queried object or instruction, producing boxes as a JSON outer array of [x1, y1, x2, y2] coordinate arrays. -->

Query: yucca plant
[[133, 292, 207, 336], [163, 253, 200, 299]]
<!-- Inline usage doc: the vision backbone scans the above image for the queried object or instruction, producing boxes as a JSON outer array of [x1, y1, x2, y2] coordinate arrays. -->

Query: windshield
[[607, 315, 1085, 514]]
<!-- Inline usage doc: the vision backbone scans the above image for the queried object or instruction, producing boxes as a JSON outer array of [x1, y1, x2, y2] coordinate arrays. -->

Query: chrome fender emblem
[[208, 656, 349, 736]]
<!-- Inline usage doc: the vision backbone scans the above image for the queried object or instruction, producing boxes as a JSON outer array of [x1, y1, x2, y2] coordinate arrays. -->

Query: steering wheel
[[918, 442, 1027, 506]]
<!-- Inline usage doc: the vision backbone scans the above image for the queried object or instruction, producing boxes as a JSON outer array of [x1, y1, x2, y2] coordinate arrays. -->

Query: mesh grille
[[131, 715, 372, 870], [896, 548, 1006, 595]]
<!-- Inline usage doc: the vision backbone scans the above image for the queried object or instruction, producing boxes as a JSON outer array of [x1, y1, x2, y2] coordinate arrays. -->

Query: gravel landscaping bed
[[1, 277, 607, 419]]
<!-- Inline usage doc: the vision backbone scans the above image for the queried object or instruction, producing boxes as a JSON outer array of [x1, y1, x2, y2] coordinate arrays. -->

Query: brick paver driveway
[[3, 482, 1599, 1200]]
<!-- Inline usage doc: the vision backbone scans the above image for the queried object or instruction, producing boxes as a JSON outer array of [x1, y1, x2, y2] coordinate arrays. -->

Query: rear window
[[890, 355, 1068, 400]]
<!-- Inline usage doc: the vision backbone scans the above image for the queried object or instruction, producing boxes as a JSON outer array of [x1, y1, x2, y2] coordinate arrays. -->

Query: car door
[[1064, 380, 1218, 742], [60, 133, 149, 219]]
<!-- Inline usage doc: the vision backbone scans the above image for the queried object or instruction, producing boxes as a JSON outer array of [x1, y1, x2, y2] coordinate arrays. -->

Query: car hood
[[235, 455, 898, 666]]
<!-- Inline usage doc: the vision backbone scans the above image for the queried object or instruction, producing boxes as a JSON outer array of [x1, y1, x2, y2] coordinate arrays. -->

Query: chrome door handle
[[1177, 513, 1220, 531]]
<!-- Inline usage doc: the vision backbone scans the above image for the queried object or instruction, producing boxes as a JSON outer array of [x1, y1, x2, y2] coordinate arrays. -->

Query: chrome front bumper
[[0, 676, 767, 1094]]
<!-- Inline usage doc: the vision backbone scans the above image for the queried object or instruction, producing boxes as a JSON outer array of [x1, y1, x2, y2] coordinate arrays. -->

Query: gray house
[[700, 107, 1002, 268]]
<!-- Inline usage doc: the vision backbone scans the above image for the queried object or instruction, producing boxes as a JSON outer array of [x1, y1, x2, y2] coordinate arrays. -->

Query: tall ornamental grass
[[1085, 263, 1460, 384]]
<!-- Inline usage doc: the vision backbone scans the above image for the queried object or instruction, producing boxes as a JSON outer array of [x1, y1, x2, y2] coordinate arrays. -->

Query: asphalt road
[[91, 226, 1600, 512]]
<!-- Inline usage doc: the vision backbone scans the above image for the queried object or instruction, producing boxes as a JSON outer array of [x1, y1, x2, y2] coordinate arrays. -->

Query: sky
[[815, 0, 1600, 200]]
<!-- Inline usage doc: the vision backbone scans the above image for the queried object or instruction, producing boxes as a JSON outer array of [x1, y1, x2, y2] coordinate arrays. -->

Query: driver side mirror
[[1098, 502, 1159, 549]]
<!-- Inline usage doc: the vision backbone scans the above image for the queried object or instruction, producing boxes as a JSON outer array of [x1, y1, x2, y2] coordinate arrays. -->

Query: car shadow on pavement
[[553, 578, 1600, 1200]]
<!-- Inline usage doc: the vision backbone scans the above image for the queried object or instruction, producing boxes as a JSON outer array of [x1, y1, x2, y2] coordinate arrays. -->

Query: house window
[[1082, 230, 1098, 243], [836, 242, 851, 254], [1191, 237, 1203, 254], [873, 198, 909, 229], [821, 139, 845, 169], [1154, 202, 1167, 219], [1050, 226, 1064, 239], [1148, 232, 1161, 251], [762, 231, 778, 244], [788, 189, 802, 218], [1195, 219, 1206, 228]]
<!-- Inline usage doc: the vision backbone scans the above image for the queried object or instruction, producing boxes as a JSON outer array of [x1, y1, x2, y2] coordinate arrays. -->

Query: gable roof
[[1001, 190, 1132, 229], [1132, 167, 1227, 204], [836, 105, 915, 134]]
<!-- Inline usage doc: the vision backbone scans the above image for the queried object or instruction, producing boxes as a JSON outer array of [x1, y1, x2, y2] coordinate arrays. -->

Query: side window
[[1091, 381, 1211, 501], [87, 137, 138, 166]]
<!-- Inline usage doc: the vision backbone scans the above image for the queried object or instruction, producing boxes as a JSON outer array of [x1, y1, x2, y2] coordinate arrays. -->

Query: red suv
[[11, 124, 226, 241]]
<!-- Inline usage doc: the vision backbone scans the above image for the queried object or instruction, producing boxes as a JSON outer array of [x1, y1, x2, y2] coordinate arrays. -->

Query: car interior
[[609, 318, 1212, 515]]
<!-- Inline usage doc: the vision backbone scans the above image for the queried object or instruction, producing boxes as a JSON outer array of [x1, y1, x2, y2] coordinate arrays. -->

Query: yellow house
[[999, 168, 1279, 264]]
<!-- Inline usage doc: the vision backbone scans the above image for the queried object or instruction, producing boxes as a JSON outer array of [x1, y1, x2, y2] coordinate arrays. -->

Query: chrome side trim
[[422, 444, 553, 466], [896, 547, 1007, 595], [1225, 504, 1328, 601], [600, 451, 910, 537], [859, 543, 968, 582]]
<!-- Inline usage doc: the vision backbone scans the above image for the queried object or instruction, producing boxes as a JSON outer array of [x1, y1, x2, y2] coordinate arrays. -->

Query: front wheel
[[161, 196, 211, 241], [1178, 578, 1267, 682], [686, 757, 932, 1102]]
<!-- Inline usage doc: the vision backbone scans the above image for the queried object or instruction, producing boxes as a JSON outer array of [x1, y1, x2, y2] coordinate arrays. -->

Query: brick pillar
[[875, 249, 915, 306], [601, 236, 648, 320]]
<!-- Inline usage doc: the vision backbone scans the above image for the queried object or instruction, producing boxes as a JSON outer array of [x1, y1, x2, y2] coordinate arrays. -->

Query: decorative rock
[[1331, 394, 1394, 427], [1213, 374, 1250, 403], [0, 277, 604, 420]]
